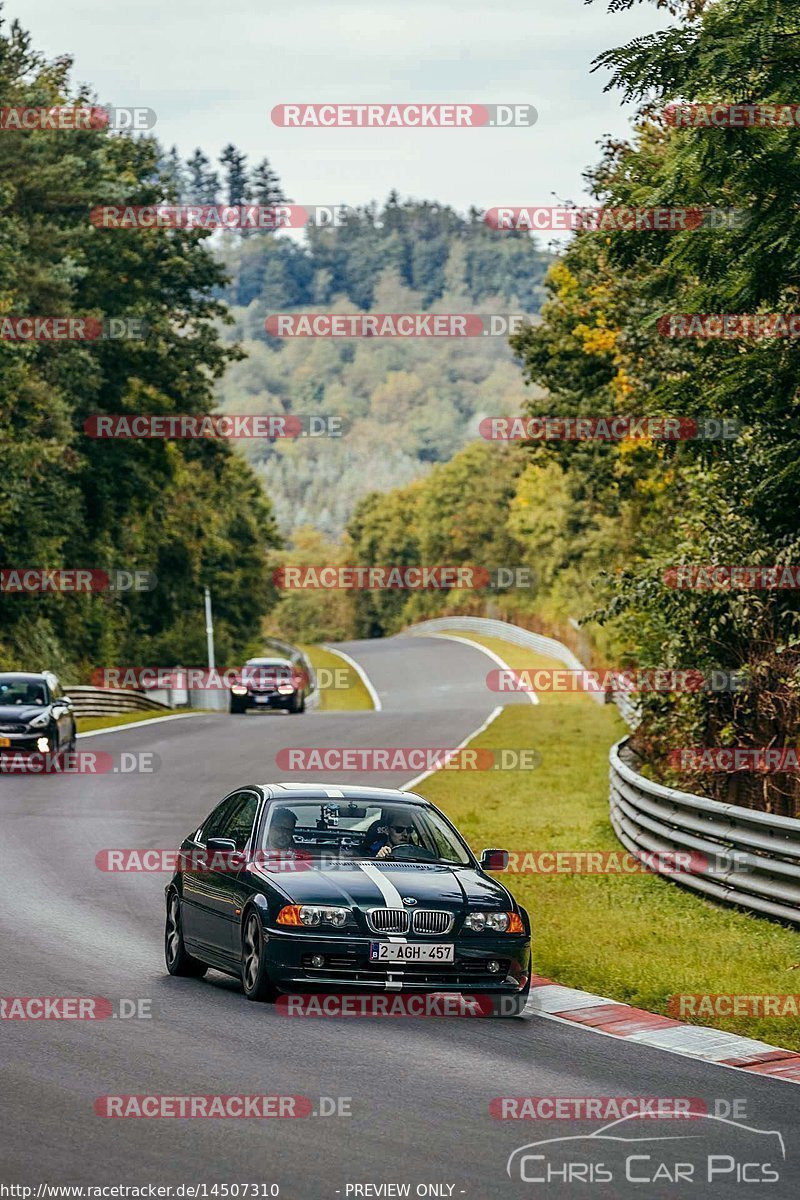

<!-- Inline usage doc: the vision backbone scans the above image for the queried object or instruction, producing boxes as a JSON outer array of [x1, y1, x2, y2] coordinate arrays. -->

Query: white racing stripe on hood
[[358, 862, 407, 943]]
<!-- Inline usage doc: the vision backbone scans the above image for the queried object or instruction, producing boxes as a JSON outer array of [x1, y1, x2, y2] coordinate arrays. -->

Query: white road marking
[[419, 632, 538, 704], [401, 704, 504, 791], [321, 644, 382, 710], [77, 712, 211, 739]]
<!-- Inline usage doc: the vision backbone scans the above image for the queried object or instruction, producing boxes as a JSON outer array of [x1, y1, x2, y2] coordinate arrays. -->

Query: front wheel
[[499, 984, 531, 1018], [165, 891, 208, 977], [241, 911, 278, 1002]]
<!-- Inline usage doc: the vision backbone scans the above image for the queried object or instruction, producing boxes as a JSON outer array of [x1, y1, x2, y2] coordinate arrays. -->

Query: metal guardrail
[[403, 615, 800, 925], [610, 738, 800, 926], [66, 686, 171, 719], [263, 637, 318, 696]]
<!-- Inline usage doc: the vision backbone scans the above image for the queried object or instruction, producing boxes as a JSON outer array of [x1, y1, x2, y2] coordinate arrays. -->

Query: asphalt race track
[[1, 636, 797, 1198]]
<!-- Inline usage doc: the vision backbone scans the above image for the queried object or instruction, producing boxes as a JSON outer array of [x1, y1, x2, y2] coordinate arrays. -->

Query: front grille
[[412, 909, 454, 935], [0, 724, 24, 734], [366, 908, 409, 934]]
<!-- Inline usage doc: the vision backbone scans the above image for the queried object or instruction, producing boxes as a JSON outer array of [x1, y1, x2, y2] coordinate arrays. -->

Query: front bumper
[[242, 691, 295, 709], [0, 731, 51, 754], [262, 929, 531, 993]]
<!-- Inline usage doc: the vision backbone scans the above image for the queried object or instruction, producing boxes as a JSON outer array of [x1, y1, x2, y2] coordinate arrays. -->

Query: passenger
[[267, 807, 298, 850]]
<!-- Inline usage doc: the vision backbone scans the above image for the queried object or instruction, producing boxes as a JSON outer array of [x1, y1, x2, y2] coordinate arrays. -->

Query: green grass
[[413, 630, 800, 1050], [299, 644, 374, 711], [76, 710, 201, 733]]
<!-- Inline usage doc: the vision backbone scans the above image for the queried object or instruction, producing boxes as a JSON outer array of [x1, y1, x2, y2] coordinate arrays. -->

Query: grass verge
[[413, 630, 800, 1050], [76, 711, 203, 734], [299, 644, 374, 711]]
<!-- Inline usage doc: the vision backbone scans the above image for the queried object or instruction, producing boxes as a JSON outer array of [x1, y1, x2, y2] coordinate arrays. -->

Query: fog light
[[311, 955, 325, 968], [36, 737, 50, 753], [487, 960, 501, 974]]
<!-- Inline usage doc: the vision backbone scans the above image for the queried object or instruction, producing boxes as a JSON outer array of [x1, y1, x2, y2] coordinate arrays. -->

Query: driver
[[367, 808, 415, 860]]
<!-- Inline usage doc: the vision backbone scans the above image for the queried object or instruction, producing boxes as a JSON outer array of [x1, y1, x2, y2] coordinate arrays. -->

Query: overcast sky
[[22, 0, 673, 234]]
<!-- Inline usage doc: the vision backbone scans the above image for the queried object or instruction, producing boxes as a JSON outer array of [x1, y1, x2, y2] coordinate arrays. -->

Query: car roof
[[245, 657, 292, 666], [262, 783, 428, 804], [0, 672, 48, 682]]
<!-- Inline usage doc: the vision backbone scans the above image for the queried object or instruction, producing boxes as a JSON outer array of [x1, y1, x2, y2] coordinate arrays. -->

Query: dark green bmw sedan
[[165, 783, 531, 1013]]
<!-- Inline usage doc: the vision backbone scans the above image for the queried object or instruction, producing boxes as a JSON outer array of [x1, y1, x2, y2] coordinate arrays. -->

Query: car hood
[[251, 860, 513, 912], [0, 705, 48, 724]]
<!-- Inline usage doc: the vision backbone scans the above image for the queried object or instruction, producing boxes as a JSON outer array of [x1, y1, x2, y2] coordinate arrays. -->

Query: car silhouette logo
[[402, 897, 417, 906], [506, 1112, 786, 1181]]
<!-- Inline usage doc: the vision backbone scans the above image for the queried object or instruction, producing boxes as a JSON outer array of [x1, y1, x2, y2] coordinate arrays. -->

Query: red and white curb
[[527, 976, 800, 1085]]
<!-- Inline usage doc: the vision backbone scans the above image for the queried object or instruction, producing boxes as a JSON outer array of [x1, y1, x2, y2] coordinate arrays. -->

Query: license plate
[[0, 738, 10, 748], [254, 696, 269, 704], [370, 943, 454, 962]]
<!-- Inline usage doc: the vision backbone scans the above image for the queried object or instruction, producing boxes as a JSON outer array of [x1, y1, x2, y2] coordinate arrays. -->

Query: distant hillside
[[161, 147, 552, 537]]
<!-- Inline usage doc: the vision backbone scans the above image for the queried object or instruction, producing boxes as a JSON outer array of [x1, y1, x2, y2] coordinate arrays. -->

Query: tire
[[229, 696, 246, 714], [500, 983, 531, 1018], [288, 691, 304, 714], [165, 891, 208, 978], [241, 910, 278, 1002]]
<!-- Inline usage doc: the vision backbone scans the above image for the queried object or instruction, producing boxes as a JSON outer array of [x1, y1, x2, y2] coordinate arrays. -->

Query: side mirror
[[62, 696, 73, 706], [203, 837, 245, 872], [207, 837, 237, 853], [480, 848, 509, 871]]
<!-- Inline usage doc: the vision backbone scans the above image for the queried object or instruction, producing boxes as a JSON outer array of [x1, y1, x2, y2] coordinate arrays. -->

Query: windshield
[[261, 800, 472, 866], [0, 677, 47, 706], [241, 659, 295, 687]]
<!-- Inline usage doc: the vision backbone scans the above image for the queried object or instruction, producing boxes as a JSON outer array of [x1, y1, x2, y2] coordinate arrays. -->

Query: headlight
[[27, 711, 51, 729], [464, 911, 524, 933], [276, 905, 350, 928], [277, 684, 294, 695], [230, 685, 248, 696]]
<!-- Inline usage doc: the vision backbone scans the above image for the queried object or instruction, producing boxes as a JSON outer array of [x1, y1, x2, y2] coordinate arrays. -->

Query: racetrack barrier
[[402, 615, 800, 925], [65, 685, 171, 718], [610, 738, 800, 926]]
